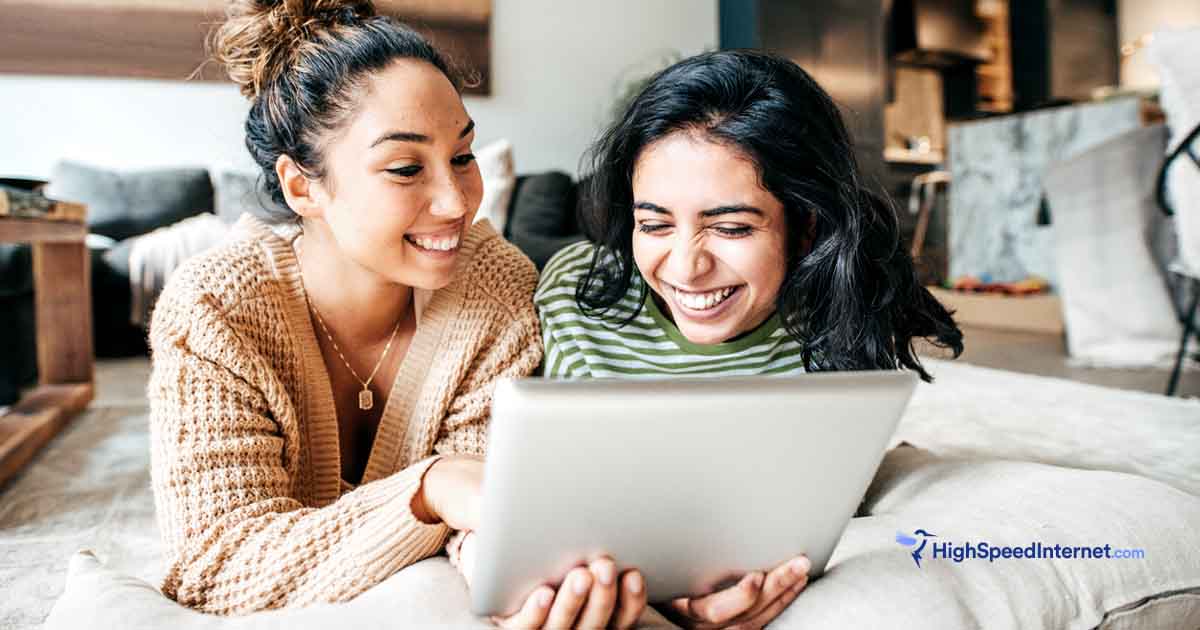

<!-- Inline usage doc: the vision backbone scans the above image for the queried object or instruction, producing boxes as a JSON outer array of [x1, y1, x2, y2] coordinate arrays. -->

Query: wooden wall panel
[[0, 0, 491, 94]]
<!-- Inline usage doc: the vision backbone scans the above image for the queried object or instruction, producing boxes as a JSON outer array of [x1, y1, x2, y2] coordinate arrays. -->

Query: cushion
[[770, 447, 1200, 629], [214, 171, 292, 225], [895, 359, 1200, 498], [45, 554, 492, 630], [1148, 27, 1200, 274], [45, 553, 677, 629], [45, 162, 214, 242], [506, 170, 584, 269], [474, 139, 516, 234], [44, 447, 1200, 630], [1043, 124, 1181, 367]]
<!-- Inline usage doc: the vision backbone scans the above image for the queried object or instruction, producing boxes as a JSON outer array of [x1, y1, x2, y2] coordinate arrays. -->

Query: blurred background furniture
[[0, 163, 215, 405], [1158, 120, 1200, 396], [0, 211, 93, 487]]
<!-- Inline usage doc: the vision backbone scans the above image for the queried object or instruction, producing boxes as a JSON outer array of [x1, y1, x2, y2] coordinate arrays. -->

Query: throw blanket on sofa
[[126, 213, 230, 327]]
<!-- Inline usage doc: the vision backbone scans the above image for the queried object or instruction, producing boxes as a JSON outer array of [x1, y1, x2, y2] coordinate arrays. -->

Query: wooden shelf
[[0, 383, 93, 487], [0, 216, 86, 244], [0, 213, 93, 488], [885, 147, 945, 165]]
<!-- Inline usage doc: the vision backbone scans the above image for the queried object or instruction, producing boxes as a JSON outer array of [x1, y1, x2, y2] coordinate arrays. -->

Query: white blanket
[[126, 213, 230, 327]]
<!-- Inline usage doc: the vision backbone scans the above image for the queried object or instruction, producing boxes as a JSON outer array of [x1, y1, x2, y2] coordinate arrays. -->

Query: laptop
[[470, 371, 917, 616]]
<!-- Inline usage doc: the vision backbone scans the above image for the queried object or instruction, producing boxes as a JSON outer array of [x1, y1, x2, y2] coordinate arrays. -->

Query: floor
[[924, 325, 1200, 398]]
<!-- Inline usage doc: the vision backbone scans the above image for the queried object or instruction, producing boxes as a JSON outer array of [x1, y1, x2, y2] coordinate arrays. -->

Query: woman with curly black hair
[[534, 49, 964, 629]]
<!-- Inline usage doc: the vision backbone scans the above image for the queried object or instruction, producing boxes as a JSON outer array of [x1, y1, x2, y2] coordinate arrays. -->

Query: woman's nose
[[430, 173, 470, 219], [666, 236, 714, 282]]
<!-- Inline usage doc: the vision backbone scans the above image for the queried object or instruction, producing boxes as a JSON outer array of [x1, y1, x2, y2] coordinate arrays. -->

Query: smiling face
[[307, 58, 483, 290], [631, 131, 789, 345]]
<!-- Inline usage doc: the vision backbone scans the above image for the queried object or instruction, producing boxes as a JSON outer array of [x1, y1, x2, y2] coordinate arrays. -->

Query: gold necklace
[[295, 237, 404, 411]]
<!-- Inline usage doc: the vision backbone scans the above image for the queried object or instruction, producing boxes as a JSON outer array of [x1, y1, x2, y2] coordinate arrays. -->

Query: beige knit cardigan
[[147, 214, 541, 614]]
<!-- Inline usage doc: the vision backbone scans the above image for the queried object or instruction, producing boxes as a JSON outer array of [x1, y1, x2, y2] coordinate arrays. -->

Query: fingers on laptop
[[494, 584, 555, 628], [544, 567, 593, 628], [668, 571, 762, 626], [734, 575, 809, 629], [665, 554, 811, 629], [610, 569, 647, 629], [575, 557, 618, 628], [736, 555, 810, 627]]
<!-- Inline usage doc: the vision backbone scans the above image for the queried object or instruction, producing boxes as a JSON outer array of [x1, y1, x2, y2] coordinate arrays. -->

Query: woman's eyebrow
[[700, 206, 763, 218], [701, 204, 764, 218], [369, 119, 475, 148], [634, 201, 670, 214]]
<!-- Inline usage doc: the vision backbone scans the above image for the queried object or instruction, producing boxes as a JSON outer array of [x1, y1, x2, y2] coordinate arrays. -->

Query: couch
[[0, 163, 217, 404]]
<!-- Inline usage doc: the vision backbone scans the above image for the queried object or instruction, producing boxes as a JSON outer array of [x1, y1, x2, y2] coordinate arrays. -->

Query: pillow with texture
[[474, 139, 516, 234], [45, 552, 677, 629], [1044, 124, 1181, 367], [770, 446, 1200, 629], [1148, 27, 1200, 274], [45, 161, 213, 242], [45, 447, 1200, 630]]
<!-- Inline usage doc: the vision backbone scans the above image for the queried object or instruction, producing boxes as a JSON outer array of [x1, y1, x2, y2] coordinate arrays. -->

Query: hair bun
[[212, 0, 377, 99]]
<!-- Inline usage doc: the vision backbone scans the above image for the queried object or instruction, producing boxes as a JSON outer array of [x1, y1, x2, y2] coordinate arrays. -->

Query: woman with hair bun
[[149, 2, 645, 626]]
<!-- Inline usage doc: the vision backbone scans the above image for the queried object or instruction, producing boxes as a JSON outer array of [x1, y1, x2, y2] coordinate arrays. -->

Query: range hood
[[890, 0, 990, 67]]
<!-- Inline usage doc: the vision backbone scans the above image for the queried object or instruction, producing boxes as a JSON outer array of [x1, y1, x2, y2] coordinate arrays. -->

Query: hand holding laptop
[[458, 520, 809, 629], [421, 454, 812, 629], [461, 534, 648, 629], [420, 455, 649, 628], [660, 554, 810, 629]]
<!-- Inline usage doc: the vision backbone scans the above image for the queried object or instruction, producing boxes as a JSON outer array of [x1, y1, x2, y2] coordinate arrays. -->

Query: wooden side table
[[0, 216, 94, 487]]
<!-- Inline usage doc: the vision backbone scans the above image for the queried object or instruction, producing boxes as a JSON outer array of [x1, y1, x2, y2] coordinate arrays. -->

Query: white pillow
[[770, 447, 1200, 629], [1044, 124, 1181, 367], [1148, 27, 1200, 275], [45, 554, 494, 629], [473, 139, 516, 234], [46, 448, 1200, 630], [45, 552, 678, 629]]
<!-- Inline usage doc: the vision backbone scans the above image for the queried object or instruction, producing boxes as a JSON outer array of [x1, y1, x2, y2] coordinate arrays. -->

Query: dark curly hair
[[211, 0, 468, 223], [576, 50, 963, 382]]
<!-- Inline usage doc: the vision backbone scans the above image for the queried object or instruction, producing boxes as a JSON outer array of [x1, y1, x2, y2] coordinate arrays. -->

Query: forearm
[[159, 457, 449, 613]]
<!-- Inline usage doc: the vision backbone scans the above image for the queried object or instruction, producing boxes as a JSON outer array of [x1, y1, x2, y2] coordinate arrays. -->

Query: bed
[[2, 358, 1198, 629]]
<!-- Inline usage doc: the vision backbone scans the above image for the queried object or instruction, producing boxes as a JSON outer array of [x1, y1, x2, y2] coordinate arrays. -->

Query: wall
[[0, 0, 717, 180], [1118, 0, 1200, 89]]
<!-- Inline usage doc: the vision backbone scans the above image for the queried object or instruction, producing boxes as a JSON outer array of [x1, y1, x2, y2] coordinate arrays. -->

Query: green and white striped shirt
[[535, 241, 807, 378]]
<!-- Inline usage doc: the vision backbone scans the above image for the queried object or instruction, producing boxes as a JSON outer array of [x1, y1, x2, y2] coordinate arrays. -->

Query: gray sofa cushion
[[214, 171, 293, 225], [45, 162, 213, 241], [507, 171, 584, 270]]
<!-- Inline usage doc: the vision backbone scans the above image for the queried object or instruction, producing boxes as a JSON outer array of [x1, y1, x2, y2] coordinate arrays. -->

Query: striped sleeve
[[536, 241, 596, 379]]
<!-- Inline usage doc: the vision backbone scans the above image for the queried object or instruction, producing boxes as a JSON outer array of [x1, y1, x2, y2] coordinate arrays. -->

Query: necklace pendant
[[358, 388, 374, 411]]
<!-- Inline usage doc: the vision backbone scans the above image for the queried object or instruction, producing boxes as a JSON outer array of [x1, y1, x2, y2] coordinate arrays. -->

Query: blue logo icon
[[895, 529, 937, 567]]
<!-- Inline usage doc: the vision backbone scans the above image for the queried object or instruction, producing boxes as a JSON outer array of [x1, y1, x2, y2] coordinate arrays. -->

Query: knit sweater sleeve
[[148, 288, 449, 614], [437, 235, 544, 570]]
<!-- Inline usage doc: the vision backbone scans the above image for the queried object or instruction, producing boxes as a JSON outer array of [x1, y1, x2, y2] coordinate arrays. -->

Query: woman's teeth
[[407, 234, 460, 251], [672, 285, 737, 311]]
